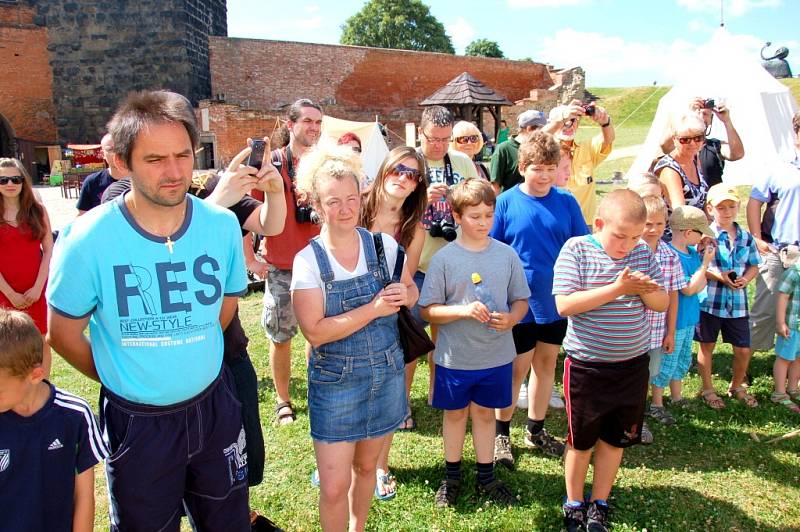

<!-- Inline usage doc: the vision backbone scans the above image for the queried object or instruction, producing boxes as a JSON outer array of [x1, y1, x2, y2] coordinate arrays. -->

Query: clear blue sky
[[227, 0, 799, 88]]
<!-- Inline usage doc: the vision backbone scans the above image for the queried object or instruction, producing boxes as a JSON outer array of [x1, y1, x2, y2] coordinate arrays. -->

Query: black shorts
[[694, 312, 751, 347], [564, 354, 649, 451], [512, 319, 568, 354]]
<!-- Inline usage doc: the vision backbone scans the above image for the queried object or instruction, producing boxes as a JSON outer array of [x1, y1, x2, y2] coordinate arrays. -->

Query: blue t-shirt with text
[[47, 194, 248, 405]]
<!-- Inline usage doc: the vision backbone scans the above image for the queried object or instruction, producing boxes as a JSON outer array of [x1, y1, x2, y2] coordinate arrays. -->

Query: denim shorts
[[307, 346, 407, 443]]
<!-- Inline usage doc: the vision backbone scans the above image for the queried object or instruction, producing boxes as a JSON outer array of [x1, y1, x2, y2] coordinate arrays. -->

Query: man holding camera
[[490, 110, 547, 195], [259, 98, 323, 426], [661, 97, 744, 188], [544, 99, 615, 226]]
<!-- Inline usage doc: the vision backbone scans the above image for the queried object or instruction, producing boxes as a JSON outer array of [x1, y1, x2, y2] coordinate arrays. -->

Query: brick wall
[[197, 101, 278, 167], [0, 5, 57, 145], [210, 38, 555, 134]]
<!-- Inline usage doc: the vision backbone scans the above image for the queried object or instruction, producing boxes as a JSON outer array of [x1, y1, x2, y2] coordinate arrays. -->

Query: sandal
[[700, 389, 726, 410], [728, 386, 758, 408], [670, 398, 690, 409], [275, 401, 296, 425], [397, 411, 416, 432], [771, 392, 800, 413], [374, 468, 397, 500], [788, 389, 800, 401]]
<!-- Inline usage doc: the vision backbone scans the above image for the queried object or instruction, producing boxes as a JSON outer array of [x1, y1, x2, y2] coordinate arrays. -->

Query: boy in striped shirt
[[553, 190, 668, 532], [0, 309, 109, 531]]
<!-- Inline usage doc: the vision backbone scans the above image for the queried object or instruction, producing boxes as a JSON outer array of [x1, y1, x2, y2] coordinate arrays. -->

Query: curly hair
[[517, 131, 560, 168], [294, 142, 363, 209]]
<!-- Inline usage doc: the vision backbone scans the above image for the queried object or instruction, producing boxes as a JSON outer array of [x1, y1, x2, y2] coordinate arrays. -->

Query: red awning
[[67, 144, 102, 150]]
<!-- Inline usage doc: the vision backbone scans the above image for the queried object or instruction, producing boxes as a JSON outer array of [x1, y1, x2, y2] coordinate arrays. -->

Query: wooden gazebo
[[420, 72, 512, 141]]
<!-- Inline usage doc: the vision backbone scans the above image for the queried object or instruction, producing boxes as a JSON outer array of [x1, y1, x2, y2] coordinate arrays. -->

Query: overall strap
[[391, 245, 405, 283], [357, 227, 379, 273], [371, 232, 391, 286], [309, 236, 335, 283]]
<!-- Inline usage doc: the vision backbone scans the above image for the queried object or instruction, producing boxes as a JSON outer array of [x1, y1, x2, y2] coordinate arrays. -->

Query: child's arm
[[776, 292, 791, 339], [73, 467, 95, 532], [681, 247, 714, 295], [421, 301, 490, 325], [733, 264, 759, 290], [488, 299, 529, 332], [556, 267, 659, 316], [640, 287, 669, 312], [662, 290, 679, 353]]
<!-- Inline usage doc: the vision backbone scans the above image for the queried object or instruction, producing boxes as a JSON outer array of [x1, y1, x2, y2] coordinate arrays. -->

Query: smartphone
[[248, 140, 266, 170], [727, 271, 738, 282]]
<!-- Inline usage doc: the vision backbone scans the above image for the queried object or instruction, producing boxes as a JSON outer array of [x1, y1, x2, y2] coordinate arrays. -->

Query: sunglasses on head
[[677, 134, 705, 144], [455, 135, 480, 144], [390, 163, 422, 182], [0, 176, 23, 185]]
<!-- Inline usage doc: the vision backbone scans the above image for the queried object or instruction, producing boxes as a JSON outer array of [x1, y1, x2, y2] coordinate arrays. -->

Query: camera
[[295, 204, 319, 224], [703, 98, 716, 110], [429, 218, 457, 242], [581, 102, 596, 116], [727, 271, 738, 282]]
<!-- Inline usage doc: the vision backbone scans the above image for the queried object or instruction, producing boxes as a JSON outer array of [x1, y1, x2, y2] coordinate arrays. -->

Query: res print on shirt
[[47, 195, 248, 406]]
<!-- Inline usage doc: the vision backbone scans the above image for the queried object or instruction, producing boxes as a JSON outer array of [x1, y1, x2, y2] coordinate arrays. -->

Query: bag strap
[[372, 233, 405, 286]]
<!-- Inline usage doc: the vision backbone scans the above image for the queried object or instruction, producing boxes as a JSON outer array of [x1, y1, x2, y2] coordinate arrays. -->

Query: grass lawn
[[52, 288, 800, 531]]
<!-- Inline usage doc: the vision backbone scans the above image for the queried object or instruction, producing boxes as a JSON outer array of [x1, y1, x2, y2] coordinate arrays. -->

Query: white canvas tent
[[321, 116, 390, 182], [627, 29, 798, 185]]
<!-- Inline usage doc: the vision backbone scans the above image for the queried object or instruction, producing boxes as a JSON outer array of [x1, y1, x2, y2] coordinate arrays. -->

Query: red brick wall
[[197, 102, 279, 167], [209, 38, 553, 135], [0, 7, 57, 143]]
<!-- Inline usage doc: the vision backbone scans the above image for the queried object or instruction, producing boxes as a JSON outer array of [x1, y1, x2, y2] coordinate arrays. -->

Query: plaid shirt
[[645, 240, 688, 348], [702, 222, 761, 318], [778, 266, 800, 331]]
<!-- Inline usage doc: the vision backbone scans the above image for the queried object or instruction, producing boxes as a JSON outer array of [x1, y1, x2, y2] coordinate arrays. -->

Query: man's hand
[[209, 146, 259, 208], [461, 301, 491, 323], [251, 137, 283, 194], [713, 103, 731, 123], [427, 183, 448, 204], [753, 237, 773, 255], [246, 258, 269, 280], [591, 105, 610, 126]]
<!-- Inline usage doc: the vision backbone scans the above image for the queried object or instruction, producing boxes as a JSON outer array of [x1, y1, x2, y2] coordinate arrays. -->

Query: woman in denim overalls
[[291, 145, 418, 531]]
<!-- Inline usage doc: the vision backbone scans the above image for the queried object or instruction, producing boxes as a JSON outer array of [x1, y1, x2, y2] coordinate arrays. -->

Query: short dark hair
[[107, 90, 198, 168], [0, 309, 42, 377], [420, 106, 454, 130], [287, 99, 323, 123]]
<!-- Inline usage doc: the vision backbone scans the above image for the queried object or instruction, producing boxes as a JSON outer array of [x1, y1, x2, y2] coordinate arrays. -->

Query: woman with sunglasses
[[359, 146, 428, 499], [451, 121, 489, 181], [0, 158, 54, 375]]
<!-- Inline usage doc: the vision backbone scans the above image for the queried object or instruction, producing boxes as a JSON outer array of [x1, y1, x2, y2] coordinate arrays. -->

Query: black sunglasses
[[0, 176, 23, 185]]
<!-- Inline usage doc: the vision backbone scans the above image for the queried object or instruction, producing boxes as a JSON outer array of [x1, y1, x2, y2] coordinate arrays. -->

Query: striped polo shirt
[[553, 235, 664, 363]]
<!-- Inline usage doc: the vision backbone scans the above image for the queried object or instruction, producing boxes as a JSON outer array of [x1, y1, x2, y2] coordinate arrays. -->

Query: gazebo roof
[[420, 72, 512, 106]]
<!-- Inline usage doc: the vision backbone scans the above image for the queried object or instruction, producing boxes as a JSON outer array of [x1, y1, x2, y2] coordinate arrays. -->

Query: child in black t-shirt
[[0, 309, 108, 531]]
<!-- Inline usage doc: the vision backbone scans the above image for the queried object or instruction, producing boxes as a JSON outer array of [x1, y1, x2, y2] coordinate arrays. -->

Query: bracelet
[[601, 119, 612, 128]]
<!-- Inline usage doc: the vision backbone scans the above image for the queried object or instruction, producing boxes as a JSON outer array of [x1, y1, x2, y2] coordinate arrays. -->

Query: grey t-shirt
[[419, 239, 531, 370]]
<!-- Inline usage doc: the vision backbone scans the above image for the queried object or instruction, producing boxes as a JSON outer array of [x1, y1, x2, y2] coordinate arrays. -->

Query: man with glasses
[[661, 97, 744, 188], [490, 110, 547, 195], [76, 133, 126, 215]]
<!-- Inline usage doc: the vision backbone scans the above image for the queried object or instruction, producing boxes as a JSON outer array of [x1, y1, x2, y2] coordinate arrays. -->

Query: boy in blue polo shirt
[[0, 308, 108, 532], [553, 189, 667, 531], [420, 178, 530, 509]]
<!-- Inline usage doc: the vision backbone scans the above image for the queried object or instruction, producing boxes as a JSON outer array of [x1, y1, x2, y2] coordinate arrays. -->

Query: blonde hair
[[627, 172, 664, 197], [295, 142, 363, 205], [450, 121, 484, 153], [641, 194, 668, 221], [671, 112, 706, 137], [597, 189, 647, 224]]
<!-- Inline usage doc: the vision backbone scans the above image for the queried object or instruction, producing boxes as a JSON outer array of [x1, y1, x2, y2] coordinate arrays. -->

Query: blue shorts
[[432, 362, 513, 410], [776, 329, 800, 361]]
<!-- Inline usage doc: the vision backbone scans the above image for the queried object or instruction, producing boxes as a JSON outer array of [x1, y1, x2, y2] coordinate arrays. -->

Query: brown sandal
[[700, 389, 725, 410], [275, 401, 296, 425], [728, 386, 758, 408]]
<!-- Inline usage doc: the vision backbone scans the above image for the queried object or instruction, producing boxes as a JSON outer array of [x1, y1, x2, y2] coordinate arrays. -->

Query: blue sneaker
[[310, 469, 320, 488], [563, 500, 587, 532]]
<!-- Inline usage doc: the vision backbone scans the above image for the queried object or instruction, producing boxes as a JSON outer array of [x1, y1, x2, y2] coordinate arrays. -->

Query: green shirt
[[779, 265, 800, 331], [489, 138, 521, 193], [496, 127, 509, 145]]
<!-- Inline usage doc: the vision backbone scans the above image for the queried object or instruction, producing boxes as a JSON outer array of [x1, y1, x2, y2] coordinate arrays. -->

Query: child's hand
[[777, 322, 791, 339], [461, 301, 491, 323], [732, 276, 750, 290], [701, 245, 716, 265], [662, 333, 675, 354], [488, 312, 515, 332], [615, 268, 660, 295], [719, 271, 739, 290]]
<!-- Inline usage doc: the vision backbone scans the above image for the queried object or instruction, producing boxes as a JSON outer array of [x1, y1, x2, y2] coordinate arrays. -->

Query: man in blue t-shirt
[[76, 133, 126, 215], [47, 90, 251, 531]]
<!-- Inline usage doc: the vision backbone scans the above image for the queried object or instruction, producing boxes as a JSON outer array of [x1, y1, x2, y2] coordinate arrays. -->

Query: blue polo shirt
[[47, 194, 248, 405], [750, 161, 800, 246]]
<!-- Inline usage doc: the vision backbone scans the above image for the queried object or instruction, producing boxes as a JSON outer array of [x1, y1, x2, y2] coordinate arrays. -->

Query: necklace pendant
[[165, 236, 174, 254]]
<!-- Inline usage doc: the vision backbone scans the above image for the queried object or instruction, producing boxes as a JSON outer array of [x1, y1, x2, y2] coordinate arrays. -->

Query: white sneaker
[[516, 382, 528, 409], [549, 389, 565, 409]]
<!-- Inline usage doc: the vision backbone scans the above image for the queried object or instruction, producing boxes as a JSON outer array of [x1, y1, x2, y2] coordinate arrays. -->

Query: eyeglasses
[[455, 135, 480, 144], [390, 163, 422, 182], [351, 147, 362, 154], [0, 176, 23, 185], [677, 135, 705, 144], [420, 131, 452, 144]]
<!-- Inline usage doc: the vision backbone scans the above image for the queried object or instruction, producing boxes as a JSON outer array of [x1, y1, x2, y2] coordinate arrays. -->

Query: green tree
[[465, 39, 504, 59], [340, 0, 455, 54]]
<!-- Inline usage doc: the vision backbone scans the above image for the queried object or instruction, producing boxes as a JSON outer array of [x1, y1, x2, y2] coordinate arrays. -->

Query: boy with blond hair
[[553, 189, 668, 531], [0, 308, 108, 531], [420, 178, 530, 508]]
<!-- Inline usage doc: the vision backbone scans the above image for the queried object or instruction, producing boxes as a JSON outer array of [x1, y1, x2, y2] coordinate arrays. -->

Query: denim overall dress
[[306, 228, 407, 442]]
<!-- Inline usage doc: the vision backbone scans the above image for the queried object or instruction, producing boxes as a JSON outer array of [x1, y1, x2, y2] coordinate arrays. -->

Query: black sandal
[[275, 401, 296, 425]]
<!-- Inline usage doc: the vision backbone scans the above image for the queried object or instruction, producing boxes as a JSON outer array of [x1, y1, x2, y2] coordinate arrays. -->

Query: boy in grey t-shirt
[[420, 179, 530, 509]]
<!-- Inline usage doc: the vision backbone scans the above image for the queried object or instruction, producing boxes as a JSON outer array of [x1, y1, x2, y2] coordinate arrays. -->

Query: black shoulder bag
[[373, 233, 435, 364]]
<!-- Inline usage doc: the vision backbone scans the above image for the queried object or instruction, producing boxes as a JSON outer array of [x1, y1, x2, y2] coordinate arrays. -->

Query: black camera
[[429, 218, 457, 242], [295, 204, 319, 224], [582, 102, 596, 116], [727, 271, 738, 282], [703, 98, 716, 110]]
